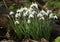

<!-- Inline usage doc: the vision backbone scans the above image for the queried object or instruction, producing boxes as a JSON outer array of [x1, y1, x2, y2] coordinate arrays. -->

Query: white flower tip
[[29, 14, 34, 18], [23, 7, 28, 11], [41, 10, 45, 13], [39, 17, 45, 20], [15, 21, 19, 24], [27, 19, 31, 23], [30, 3, 38, 8], [9, 11, 14, 15], [54, 15, 58, 19], [37, 13, 43, 17], [15, 13, 21, 18], [41, 17, 45, 20]]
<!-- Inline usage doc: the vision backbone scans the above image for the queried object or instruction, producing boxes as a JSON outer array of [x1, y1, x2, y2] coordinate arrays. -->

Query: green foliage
[[55, 36, 60, 42], [9, 3, 16, 10], [25, 0, 31, 2], [46, 0, 60, 9], [9, 15, 51, 40]]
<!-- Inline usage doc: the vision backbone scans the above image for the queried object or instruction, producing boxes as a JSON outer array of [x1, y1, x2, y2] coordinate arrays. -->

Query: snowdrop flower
[[30, 3, 38, 8], [15, 13, 21, 18], [15, 21, 19, 24], [53, 15, 58, 19], [39, 17, 45, 20], [49, 13, 54, 19], [17, 7, 28, 13], [23, 12, 28, 16], [31, 11, 37, 15], [29, 14, 34, 18], [37, 13, 43, 17], [47, 10, 52, 14], [9, 11, 14, 15], [17, 8, 24, 13], [27, 19, 31, 23], [26, 8, 33, 15], [17, 9, 21, 13], [23, 10, 29, 17], [29, 8, 33, 12], [40, 10, 48, 16], [23, 7, 28, 11], [40, 10, 46, 14], [41, 17, 45, 20], [45, 13, 49, 16]]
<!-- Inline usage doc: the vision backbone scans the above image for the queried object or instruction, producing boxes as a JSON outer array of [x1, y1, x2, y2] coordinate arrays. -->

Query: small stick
[[3, 0, 8, 9]]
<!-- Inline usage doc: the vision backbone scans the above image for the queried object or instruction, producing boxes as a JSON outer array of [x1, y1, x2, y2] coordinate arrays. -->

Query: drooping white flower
[[30, 3, 38, 8], [17, 8, 24, 13], [49, 13, 54, 19], [39, 17, 45, 20], [29, 8, 33, 12], [29, 14, 34, 18], [26, 8, 33, 15], [9, 11, 14, 15], [40, 10, 46, 14], [15, 13, 21, 18], [53, 15, 58, 19], [31, 11, 37, 15], [17, 9, 21, 13], [40, 10, 48, 16], [23, 7, 28, 11], [37, 12, 43, 17], [17, 7, 28, 13], [41, 17, 45, 20], [15, 21, 19, 24], [27, 19, 31, 23], [23, 10, 29, 17], [23, 12, 28, 16], [47, 10, 52, 14]]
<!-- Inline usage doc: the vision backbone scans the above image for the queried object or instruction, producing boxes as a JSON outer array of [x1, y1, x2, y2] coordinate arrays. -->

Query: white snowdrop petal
[[17, 9, 21, 12], [18, 13, 21, 17], [29, 14, 34, 18], [27, 19, 31, 23], [37, 13, 43, 17], [23, 11, 29, 16], [30, 3, 38, 8], [40, 10, 46, 13], [15, 21, 19, 24], [23, 13, 28, 16], [47, 10, 52, 13], [47, 10, 50, 14], [40, 10, 48, 16], [17, 8, 24, 13], [49, 13, 54, 19], [41, 17, 45, 20], [23, 7, 28, 11], [53, 15, 58, 19], [46, 10, 52, 16], [15, 13, 21, 18], [9, 11, 14, 15], [39, 17, 45, 20], [17, 8, 25, 12], [32, 11, 37, 15]]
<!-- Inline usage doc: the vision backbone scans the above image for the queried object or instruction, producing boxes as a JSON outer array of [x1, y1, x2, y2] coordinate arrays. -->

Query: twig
[[3, 0, 8, 9]]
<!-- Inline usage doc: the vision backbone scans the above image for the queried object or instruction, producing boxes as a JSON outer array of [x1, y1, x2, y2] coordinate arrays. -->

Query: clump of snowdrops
[[9, 2, 58, 40]]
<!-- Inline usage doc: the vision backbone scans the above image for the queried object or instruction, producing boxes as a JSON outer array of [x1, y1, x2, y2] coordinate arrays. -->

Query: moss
[[55, 36, 60, 42]]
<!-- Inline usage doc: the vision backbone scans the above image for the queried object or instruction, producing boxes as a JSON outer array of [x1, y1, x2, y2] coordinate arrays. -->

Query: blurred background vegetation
[[0, 0, 60, 16]]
